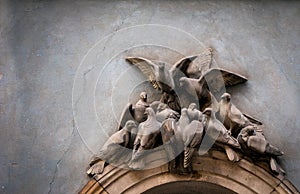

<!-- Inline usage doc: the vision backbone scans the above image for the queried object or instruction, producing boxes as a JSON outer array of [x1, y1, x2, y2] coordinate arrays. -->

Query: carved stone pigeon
[[203, 108, 240, 147], [126, 55, 197, 93], [203, 108, 240, 162], [126, 51, 211, 111], [156, 103, 180, 122], [179, 68, 248, 111], [117, 92, 149, 130], [131, 107, 162, 162], [184, 48, 213, 79], [182, 120, 204, 171], [176, 108, 190, 154], [160, 113, 181, 169], [237, 125, 285, 174], [218, 92, 262, 137], [177, 108, 190, 135], [187, 103, 203, 121], [218, 93, 250, 136], [87, 120, 137, 176]]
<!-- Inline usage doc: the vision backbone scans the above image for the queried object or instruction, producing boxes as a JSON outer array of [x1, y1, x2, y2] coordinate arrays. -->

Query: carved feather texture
[[194, 47, 213, 75], [171, 48, 213, 79], [184, 148, 194, 168], [126, 57, 160, 89], [200, 68, 248, 92]]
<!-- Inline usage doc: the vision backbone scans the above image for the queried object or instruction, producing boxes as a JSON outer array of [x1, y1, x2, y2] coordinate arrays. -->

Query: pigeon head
[[158, 62, 165, 70], [202, 108, 213, 117], [179, 77, 188, 87], [181, 108, 188, 115], [125, 120, 137, 131], [139, 92, 147, 101], [188, 103, 197, 110], [145, 107, 155, 117], [221, 93, 231, 102]]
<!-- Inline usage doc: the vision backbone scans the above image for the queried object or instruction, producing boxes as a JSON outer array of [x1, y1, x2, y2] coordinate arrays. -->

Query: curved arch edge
[[80, 151, 299, 194]]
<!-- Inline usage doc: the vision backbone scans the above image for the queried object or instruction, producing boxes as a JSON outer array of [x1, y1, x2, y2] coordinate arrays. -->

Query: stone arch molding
[[80, 150, 298, 194]]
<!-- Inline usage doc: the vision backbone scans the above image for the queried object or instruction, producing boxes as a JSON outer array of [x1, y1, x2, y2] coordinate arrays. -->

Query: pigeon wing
[[170, 55, 198, 78], [171, 48, 213, 78], [199, 68, 248, 93], [194, 48, 213, 75], [230, 104, 263, 126], [229, 103, 248, 125], [126, 57, 160, 89], [243, 113, 263, 125]]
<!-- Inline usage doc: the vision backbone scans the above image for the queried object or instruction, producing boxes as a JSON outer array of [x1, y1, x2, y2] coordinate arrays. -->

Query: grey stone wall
[[0, 0, 299, 193]]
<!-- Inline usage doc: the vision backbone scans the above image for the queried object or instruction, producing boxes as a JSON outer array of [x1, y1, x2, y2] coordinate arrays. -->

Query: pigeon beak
[[179, 79, 184, 87], [189, 55, 197, 61], [221, 94, 226, 99]]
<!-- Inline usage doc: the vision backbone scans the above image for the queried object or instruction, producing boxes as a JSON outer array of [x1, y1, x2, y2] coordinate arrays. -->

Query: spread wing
[[170, 55, 198, 78], [194, 47, 213, 75], [243, 113, 263, 125], [117, 103, 134, 131], [126, 57, 160, 89], [170, 48, 213, 79], [199, 68, 248, 93], [230, 99, 262, 126], [229, 104, 249, 125]]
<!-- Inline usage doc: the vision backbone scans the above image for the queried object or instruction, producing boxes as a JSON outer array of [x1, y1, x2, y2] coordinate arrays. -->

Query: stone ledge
[[81, 150, 299, 194]]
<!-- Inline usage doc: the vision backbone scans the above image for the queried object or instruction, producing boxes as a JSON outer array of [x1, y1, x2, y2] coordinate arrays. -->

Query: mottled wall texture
[[0, 1, 299, 193]]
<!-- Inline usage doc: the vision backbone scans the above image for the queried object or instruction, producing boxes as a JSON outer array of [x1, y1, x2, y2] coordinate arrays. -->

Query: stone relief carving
[[87, 48, 285, 177]]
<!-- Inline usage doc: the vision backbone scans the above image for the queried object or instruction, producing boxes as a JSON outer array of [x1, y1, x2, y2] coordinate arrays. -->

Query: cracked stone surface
[[0, 0, 299, 193]]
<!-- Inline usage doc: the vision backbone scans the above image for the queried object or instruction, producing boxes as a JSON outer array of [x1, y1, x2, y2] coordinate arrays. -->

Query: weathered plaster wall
[[0, 1, 299, 193]]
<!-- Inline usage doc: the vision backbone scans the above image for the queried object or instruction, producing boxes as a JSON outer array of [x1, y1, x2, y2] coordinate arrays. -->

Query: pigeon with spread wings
[[125, 49, 213, 111], [171, 48, 213, 80], [179, 68, 248, 111]]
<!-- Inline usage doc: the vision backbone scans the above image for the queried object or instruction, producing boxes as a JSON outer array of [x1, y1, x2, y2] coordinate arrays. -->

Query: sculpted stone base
[[80, 149, 299, 194]]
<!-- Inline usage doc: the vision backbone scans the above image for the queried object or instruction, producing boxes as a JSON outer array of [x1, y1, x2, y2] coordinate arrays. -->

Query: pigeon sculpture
[[117, 92, 149, 130], [126, 49, 213, 111], [202, 108, 240, 162], [237, 125, 285, 174], [218, 92, 263, 137], [131, 107, 162, 162], [187, 103, 203, 121], [177, 108, 190, 134], [176, 108, 190, 154], [179, 68, 248, 111], [126, 55, 197, 92], [160, 113, 181, 170], [182, 120, 204, 171], [156, 103, 180, 122], [87, 120, 137, 176]]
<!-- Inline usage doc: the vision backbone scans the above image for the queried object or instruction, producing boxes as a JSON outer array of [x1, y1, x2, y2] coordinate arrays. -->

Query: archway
[[142, 181, 236, 194]]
